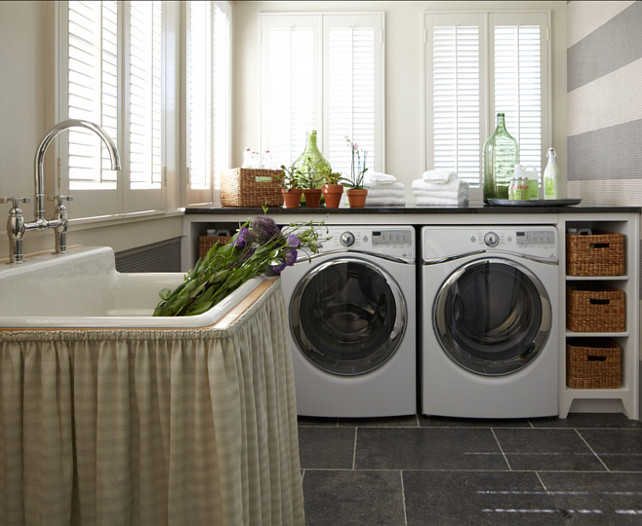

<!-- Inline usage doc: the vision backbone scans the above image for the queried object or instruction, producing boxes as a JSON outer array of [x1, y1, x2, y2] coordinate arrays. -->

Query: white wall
[[231, 1, 568, 195]]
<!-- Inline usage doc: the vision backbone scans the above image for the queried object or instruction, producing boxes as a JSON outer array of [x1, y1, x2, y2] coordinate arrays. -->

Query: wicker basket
[[198, 235, 232, 259], [220, 168, 284, 208], [566, 231, 625, 276], [566, 339, 621, 389], [566, 284, 625, 333]]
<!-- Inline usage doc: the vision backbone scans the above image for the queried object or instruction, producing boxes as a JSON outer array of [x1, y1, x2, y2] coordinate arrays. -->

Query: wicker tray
[[199, 235, 232, 259], [566, 231, 625, 276], [566, 284, 625, 333], [220, 168, 284, 208], [566, 339, 621, 389]]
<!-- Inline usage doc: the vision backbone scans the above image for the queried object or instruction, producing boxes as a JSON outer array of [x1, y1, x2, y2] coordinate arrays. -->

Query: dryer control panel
[[320, 226, 415, 260], [423, 226, 558, 261]]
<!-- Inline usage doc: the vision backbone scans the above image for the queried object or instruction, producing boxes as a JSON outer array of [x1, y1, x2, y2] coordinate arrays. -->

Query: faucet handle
[[48, 194, 74, 203], [0, 197, 30, 208]]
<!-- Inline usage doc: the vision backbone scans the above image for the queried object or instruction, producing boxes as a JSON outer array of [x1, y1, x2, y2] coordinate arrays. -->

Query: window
[[59, 0, 164, 218], [260, 13, 384, 177], [185, 1, 231, 203], [425, 12, 550, 194]]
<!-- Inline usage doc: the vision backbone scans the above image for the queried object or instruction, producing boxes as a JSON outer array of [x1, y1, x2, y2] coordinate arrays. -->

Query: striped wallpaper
[[566, 0, 642, 205]]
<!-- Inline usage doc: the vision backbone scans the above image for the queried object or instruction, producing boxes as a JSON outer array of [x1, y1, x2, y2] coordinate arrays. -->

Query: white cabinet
[[559, 213, 639, 419]]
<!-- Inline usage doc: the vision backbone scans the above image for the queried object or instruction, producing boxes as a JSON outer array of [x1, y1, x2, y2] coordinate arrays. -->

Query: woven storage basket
[[566, 231, 625, 276], [566, 284, 625, 332], [566, 339, 621, 389], [198, 235, 232, 259], [220, 168, 284, 207]]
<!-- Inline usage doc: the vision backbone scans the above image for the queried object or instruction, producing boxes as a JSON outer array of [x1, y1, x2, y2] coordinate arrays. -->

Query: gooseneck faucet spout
[[1, 119, 120, 263]]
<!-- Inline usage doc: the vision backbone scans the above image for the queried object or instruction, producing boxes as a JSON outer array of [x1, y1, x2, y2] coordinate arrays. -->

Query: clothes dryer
[[281, 225, 416, 417], [421, 226, 559, 418]]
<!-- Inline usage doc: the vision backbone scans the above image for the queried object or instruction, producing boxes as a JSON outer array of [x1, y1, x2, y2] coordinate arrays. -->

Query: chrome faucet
[[1, 119, 121, 263]]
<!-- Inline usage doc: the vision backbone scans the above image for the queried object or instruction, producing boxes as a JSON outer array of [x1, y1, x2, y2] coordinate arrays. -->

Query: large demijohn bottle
[[293, 130, 332, 185], [482, 113, 519, 202]]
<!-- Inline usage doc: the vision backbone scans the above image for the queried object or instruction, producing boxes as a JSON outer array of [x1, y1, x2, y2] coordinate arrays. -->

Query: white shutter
[[260, 15, 320, 168], [68, 0, 118, 190], [128, 0, 162, 190], [426, 14, 485, 187], [324, 14, 383, 177], [212, 2, 231, 190], [491, 13, 548, 175]]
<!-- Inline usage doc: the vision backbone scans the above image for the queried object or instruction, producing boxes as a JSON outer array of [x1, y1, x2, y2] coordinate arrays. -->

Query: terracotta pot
[[281, 188, 302, 208], [346, 188, 368, 208], [302, 188, 323, 208], [322, 184, 344, 208]]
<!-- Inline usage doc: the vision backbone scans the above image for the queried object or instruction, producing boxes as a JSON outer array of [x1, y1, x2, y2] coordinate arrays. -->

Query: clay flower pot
[[322, 184, 344, 208], [302, 188, 323, 208], [281, 188, 302, 208], [346, 188, 368, 208]]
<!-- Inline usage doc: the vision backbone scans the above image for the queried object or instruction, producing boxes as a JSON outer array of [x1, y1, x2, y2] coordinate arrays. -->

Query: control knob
[[340, 231, 355, 247], [484, 232, 500, 247]]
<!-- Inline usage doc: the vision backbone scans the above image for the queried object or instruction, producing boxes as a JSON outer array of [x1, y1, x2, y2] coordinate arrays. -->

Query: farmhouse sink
[[0, 246, 262, 328]]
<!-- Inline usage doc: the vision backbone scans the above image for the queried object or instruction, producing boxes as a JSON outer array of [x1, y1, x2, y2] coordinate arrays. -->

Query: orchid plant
[[154, 215, 328, 316], [340, 136, 368, 190]]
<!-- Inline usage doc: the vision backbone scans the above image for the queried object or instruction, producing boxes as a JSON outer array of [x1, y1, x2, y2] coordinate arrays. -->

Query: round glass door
[[433, 258, 551, 376], [290, 258, 407, 376]]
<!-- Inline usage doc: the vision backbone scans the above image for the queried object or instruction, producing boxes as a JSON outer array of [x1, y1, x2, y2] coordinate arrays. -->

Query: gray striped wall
[[567, 1, 642, 198]]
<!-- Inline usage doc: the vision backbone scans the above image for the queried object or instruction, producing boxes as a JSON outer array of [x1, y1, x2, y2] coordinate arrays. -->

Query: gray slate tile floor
[[298, 413, 642, 525]]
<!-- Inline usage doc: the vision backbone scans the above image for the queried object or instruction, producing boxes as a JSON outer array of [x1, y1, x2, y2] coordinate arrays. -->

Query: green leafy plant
[[154, 215, 328, 317], [324, 171, 343, 185], [342, 136, 368, 190], [297, 157, 327, 190], [278, 164, 302, 191]]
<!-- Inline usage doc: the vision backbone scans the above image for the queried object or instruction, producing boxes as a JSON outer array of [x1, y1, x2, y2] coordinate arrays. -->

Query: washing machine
[[421, 226, 559, 419], [281, 225, 416, 418]]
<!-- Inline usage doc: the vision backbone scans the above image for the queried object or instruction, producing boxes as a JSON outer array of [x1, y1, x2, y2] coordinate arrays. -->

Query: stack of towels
[[364, 172, 406, 206], [412, 170, 469, 206]]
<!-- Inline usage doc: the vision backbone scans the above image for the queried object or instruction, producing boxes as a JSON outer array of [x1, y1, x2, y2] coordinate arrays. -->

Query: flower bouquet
[[154, 215, 328, 316]]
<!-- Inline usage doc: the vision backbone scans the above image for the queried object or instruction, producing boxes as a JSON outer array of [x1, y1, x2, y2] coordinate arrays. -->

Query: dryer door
[[290, 257, 407, 376], [433, 258, 551, 376]]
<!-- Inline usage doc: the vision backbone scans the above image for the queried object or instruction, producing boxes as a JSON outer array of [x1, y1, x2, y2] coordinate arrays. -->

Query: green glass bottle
[[293, 130, 332, 188], [482, 113, 519, 202]]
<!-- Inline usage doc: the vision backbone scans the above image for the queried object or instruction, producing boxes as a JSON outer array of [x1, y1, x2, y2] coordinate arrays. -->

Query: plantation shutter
[[491, 13, 548, 176], [426, 13, 485, 187], [67, 0, 119, 191], [324, 14, 383, 177], [212, 3, 231, 190], [260, 15, 320, 168]]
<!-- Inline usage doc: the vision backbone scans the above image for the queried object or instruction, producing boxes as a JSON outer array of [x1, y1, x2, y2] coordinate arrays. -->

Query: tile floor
[[298, 413, 642, 525]]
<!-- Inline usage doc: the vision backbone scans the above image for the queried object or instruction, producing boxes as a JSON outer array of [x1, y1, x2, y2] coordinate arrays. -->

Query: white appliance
[[281, 225, 416, 418], [421, 226, 559, 418]]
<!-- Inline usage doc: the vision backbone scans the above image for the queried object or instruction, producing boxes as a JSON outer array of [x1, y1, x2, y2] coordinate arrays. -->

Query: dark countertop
[[185, 203, 641, 215]]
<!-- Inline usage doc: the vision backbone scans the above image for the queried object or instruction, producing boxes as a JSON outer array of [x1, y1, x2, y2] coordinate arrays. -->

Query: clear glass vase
[[293, 130, 332, 187], [482, 113, 519, 202]]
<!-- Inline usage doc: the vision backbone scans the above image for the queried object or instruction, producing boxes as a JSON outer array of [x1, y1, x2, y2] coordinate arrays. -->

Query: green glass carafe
[[293, 130, 332, 187], [482, 113, 519, 202]]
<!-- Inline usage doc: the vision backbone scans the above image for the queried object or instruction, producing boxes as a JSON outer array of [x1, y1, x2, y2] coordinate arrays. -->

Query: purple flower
[[251, 216, 280, 243], [287, 233, 300, 248], [232, 227, 251, 248], [271, 260, 287, 274], [284, 249, 298, 266]]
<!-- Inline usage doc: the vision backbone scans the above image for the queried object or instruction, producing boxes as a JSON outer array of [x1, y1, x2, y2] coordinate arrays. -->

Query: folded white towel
[[365, 196, 406, 206], [413, 183, 469, 199], [365, 181, 405, 192], [366, 187, 406, 198], [412, 178, 463, 192], [422, 169, 457, 183], [415, 195, 468, 206], [366, 171, 398, 184]]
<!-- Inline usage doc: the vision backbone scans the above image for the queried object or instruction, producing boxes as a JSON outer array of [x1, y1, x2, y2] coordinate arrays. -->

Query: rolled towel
[[366, 187, 406, 199], [365, 196, 406, 206], [365, 171, 398, 184], [422, 169, 457, 184], [412, 178, 463, 192]]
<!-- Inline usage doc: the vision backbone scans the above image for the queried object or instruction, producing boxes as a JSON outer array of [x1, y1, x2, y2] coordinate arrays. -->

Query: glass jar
[[482, 113, 519, 202], [293, 130, 332, 187]]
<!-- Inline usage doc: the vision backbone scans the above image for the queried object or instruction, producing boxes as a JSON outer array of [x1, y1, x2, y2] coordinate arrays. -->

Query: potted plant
[[322, 171, 344, 208], [298, 157, 326, 208], [278, 164, 303, 208], [341, 137, 369, 208]]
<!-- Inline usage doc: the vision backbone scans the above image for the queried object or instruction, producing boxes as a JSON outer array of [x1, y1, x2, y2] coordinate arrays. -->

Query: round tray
[[488, 198, 581, 207]]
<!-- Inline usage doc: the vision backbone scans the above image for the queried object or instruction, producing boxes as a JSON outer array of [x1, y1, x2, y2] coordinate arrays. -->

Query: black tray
[[488, 198, 581, 207]]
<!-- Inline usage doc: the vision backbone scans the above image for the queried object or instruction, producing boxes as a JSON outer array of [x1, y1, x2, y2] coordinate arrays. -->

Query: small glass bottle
[[543, 147, 561, 199], [242, 148, 252, 168], [482, 113, 520, 203]]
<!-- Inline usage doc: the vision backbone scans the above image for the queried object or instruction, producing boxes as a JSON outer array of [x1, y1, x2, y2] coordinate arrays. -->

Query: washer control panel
[[423, 226, 558, 260], [321, 226, 415, 259]]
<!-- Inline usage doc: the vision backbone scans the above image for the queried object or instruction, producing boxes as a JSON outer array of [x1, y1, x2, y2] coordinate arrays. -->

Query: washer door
[[433, 258, 551, 376], [290, 257, 407, 376]]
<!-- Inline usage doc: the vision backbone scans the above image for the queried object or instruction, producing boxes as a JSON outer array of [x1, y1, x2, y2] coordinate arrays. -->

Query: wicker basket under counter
[[566, 339, 622, 389], [566, 284, 626, 333], [198, 235, 232, 259], [566, 231, 625, 276], [220, 168, 284, 208]]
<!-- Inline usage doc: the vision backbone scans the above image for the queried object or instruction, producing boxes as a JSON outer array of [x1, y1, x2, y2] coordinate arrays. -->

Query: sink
[[0, 246, 263, 328]]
